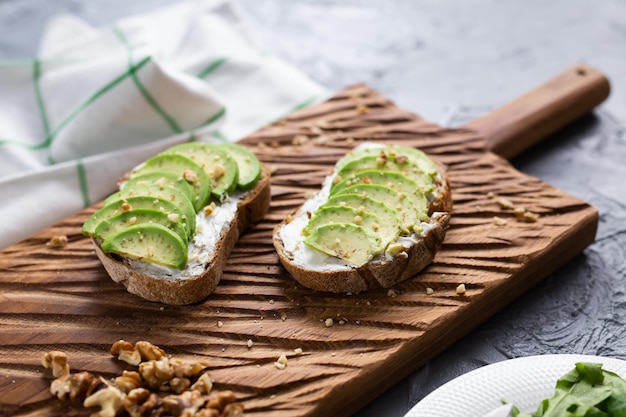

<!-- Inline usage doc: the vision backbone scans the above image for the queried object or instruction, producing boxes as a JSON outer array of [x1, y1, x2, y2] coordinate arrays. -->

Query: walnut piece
[[42, 350, 70, 377], [114, 370, 142, 393], [83, 378, 126, 417], [50, 371, 95, 401], [110, 340, 141, 366], [124, 388, 162, 417]]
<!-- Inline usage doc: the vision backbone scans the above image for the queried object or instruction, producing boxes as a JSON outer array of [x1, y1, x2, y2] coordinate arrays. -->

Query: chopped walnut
[[46, 235, 68, 248], [50, 371, 95, 401], [522, 211, 540, 223], [170, 377, 192, 394], [139, 357, 174, 389], [205, 391, 240, 416], [395, 154, 408, 164], [274, 354, 288, 370], [163, 389, 206, 417], [124, 388, 162, 417], [292, 134, 309, 146], [135, 340, 167, 361], [204, 202, 217, 216], [493, 216, 508, 226], [497, 198, 515, 210], [110, 340, 141, 366], [213, 164, 226, 180], [121, 202, 132, 211], [83, 378, 126, 417], [190, 373, 213, 395], [183, 169, 199, 184], [456, 284, 467, 295], [42, 351, 70, 377], [513, 207, 526, 220], [356, 104, 369, 114], [114, 370, 142, 393], [324, 318, 334, 327]]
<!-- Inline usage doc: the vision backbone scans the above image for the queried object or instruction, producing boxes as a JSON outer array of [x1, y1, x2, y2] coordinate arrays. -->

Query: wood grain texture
[[0, 84, 598, 417]]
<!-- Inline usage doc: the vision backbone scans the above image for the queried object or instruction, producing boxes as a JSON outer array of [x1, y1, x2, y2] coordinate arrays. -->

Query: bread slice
[[273, 146, 452, 293], [93, 164, 271, 305]]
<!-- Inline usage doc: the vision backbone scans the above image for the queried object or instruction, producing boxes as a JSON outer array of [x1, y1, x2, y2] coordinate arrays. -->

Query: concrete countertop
[[1, 0, 625, 415]]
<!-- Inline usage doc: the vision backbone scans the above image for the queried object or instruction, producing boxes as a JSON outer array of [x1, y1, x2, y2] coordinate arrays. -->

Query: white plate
[[406, 354, 626, 417]]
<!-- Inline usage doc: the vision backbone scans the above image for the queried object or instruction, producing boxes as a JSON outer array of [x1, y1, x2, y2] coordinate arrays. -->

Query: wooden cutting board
[[0, 65, 610, 416]]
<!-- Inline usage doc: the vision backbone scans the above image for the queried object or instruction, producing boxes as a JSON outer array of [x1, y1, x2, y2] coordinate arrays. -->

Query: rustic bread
[[273, 147, 452, 293], [93, 165, 271, 305]]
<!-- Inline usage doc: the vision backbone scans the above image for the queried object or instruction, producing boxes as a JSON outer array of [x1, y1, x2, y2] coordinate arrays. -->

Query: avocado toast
[[83, 142, 271, 305], [273, 143, 452, 293]]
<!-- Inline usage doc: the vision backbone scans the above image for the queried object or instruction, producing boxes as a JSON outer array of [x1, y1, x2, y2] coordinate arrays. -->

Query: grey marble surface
[[1, 0, 625, 416]]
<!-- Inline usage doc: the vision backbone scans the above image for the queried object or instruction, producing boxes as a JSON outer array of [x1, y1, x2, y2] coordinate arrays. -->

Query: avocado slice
[[337, 145, 439, 178], [335, 184, 420, 232], [130, 153, 210, 212], [94, 208, 188, 244], [106, 184, 196, 239], [304, 223, 382, 267], [165, 142, 239, 200], [336, 154, 433, 195], [220, 143, 262, 191], [323, 193, 402, 243], [83, 196, 191, 238], [101, 223, 188, 270], [305, 205, 396, 249], [123, 172, 195, 206], [331, 170, 428, 221]]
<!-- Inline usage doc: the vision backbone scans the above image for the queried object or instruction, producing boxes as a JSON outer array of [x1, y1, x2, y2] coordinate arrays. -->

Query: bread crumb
[[324, 318, 334, 327], [426, 287, 434, 295], [456, 284, 466, 295], [493, 216, 508, 226], [46, 235, 68, 248]]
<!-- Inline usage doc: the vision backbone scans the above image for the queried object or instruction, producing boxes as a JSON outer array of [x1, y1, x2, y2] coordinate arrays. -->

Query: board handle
[[464, 65, 610, 159]]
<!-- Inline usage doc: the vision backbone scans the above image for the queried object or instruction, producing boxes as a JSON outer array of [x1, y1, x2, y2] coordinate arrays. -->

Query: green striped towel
[[0, 0, 327, 249]]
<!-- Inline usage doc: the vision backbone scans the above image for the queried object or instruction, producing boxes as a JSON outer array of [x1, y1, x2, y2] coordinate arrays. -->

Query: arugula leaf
[[515, 362, 626, 417]]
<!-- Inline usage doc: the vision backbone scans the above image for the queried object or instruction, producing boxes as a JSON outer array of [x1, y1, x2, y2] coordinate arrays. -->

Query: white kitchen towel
[[0, 0, 326, 249]]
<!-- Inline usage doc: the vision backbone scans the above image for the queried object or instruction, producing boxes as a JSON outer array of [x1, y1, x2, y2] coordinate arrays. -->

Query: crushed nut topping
[[324, 318, 334, 327], [121, 202, 132, 212], [213, 164, 226, 180], [493, 216, 508, 226], [168, 213, 180, 222], [183, 169, 199, 184], [204, 202, 217, 216], [46, 235, 68, 248], [426, 287, 434, 295], [497, 198, 515, 210], [456, 284, 467, 295], [292, 134, 309, 146]]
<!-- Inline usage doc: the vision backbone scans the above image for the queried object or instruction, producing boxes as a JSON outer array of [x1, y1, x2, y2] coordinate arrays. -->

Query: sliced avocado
[[304, 223, 382, 267], [335, 184, 420, 232], [123, 172, 195, 206], [101, 223, 188, 270], [220, 143, 262, 191], [165, 142, 238, 200], [94, 208, 188, 244], [83, 196, 191, 238], [107, 184, 196, 239], [323, 193, 402, 243], [130, 153, 210, 212], [331, 170, 428, 221], [337, 145, 439, 178], [336, 154, 433, 194], [305, 206, 396, 249]]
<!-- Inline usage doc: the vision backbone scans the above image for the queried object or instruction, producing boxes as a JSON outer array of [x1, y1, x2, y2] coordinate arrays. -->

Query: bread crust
[[93, 165, 271, 305], [273, 158, 452, 293]]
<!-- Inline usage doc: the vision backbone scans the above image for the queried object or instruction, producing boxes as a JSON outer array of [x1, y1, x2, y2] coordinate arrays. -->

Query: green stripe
[[113, 26, 183, 134], [0, 56, 152, 154], [211, 130, 229, 143], [196, 106, 226, 129], [76, 159, 91, 207], [46, 56, 153, 164], [33, 59, 52, 141], [197, 57, 229, 79]]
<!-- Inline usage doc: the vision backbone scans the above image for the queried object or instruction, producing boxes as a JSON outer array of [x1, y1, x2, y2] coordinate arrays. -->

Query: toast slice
[[273, 143, 452, 293], [85, 143, 271, 305]]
